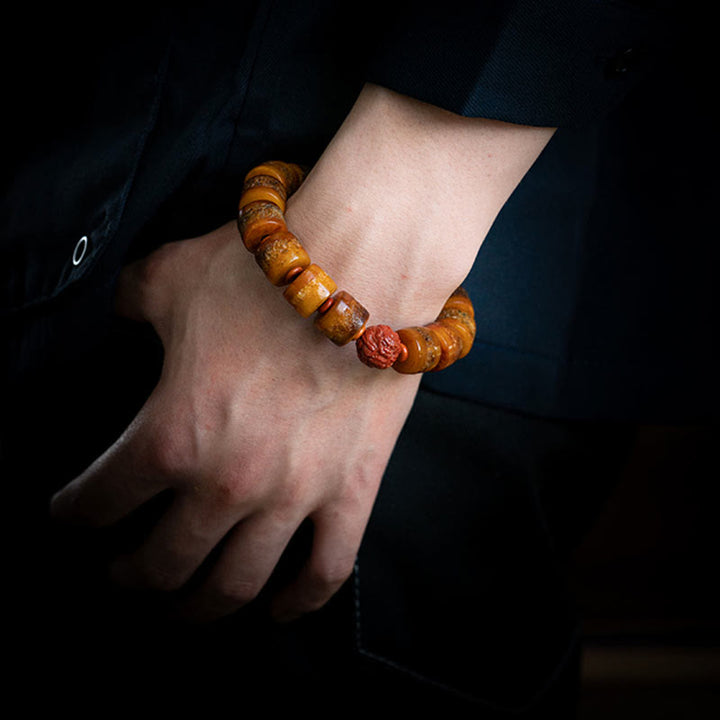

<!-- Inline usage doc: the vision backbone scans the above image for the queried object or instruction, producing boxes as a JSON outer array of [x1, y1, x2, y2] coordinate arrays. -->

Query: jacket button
[[606, 48, 636, 76], [72, 235, 88, 266]]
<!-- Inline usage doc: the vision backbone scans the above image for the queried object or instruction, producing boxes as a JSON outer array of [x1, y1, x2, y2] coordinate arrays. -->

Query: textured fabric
[[3, 3, 706, 422], [0, 4, 712, 711]]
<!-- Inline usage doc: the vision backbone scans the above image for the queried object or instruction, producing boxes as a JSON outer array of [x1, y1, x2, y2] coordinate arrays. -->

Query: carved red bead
[[355, 325, 403, 369]]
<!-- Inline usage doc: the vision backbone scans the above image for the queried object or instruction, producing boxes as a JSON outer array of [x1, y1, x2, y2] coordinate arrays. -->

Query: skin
[[51, 84, 554, 623]]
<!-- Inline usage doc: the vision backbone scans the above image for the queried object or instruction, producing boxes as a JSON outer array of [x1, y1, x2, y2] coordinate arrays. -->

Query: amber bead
[[356, 325, 403, 368], [254, 230, 311, 286], [242, 174, 287, 203], [283, 264, 337, 318], [442, 286, 475, 318], [239, 185, 286, 213], [437, 308, 476, 359], [392, 326, 441, 374], [237, 201, 287, 252], [245, 161, 305, 195], [313, 291, 369, 346], [426, 321, 463, 371]]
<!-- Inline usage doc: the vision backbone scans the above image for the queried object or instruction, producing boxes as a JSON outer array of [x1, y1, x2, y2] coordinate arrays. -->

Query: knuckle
[[133, 561, 187, 593], [310, 558, 355, 597], [213, 577, 263, 607], [148, 570, 185, 593], [210, 471, 259, 509], [145, 424, 196, 478]]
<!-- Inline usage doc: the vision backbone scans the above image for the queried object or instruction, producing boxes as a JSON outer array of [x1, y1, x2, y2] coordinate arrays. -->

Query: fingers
[[178, 510, 303, 622], [110, 489, 243, 593], [270, 505, 365, 622], [50, 426, 166, 527]]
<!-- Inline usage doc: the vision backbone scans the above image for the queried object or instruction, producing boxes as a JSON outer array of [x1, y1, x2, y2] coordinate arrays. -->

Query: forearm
[[286, 83, 555, 330], [71, 83, 556, 623]]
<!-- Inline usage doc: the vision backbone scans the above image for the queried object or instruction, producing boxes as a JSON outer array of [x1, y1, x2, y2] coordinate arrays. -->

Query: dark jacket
[[1, 1, 713, 712], [3, 1, 711, 424]]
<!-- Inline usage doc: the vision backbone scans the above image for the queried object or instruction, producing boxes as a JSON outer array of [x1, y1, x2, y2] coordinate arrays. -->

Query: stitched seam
[[354, 557, 581, 712]]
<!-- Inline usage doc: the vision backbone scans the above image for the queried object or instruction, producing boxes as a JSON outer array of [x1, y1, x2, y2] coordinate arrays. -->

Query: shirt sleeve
[[361, 0, 676, 127]]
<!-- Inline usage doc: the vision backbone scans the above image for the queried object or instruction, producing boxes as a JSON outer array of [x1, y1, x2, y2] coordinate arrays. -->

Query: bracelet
[[236, 161, 476, 374]]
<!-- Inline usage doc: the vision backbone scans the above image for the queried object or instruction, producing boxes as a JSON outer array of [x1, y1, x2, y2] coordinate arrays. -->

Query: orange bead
[[254, 230, 311, 286], [237, 201, 286, 252], [314, 291, 369, 346], [242, 174, 287, 203], [283, 264, 337, 318], [244, 161, 305, 195], [392, 326, 441, 374], [239, 185, 286, 213], [436, 308, 476, 359], [442, 286, 475, 318], [426, 321, 463, 371]]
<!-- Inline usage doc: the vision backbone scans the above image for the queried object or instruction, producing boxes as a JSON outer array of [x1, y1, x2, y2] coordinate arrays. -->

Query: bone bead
[[237, 200, 287, 252], [314, 291, 370, 346], [283, 264, 337, 318], [392, 326, 441, 374], [254, 230, 311, 286]]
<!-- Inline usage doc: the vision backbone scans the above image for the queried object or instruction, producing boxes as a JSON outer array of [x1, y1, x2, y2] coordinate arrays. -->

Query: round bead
[[237, 200, 286, 252], [314, 291, 370, 346], [254, 230, 311, 286], [425, 321, 462, 371], [392, 326, 442, 374], [436, 308, 476, 359], [283, 264, 337, 318], [356, 325, 403, 369]]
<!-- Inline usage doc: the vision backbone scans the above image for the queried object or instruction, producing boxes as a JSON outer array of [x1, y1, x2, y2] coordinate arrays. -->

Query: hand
[[51, 219, 422, 622], [51, 84, 554, 623]]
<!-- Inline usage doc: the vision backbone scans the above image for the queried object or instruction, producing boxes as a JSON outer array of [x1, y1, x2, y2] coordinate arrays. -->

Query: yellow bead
[[283, 264, 337, 318], [314, 291, 369, 346], [392, 326, 441, 374], [436, 308, 476, 359], [244, 161, 305, 195], [426, 321, 462, 371], [237, 201, 286, 252], [254, 230, 311, 286], [239, 185, 286, 213]]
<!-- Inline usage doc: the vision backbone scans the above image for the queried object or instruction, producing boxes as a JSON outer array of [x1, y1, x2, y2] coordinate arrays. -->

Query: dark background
[[571, 425, 719, 718]]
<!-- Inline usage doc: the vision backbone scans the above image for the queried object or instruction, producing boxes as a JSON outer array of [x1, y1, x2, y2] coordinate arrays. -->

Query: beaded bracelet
[[236, 161, 476, 374]]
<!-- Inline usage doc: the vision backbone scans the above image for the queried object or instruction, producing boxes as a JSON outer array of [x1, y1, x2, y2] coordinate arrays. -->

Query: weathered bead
[[314, 290, 370, 346], [254, 230, 311, 286], [392, 326, 441, 374], [242, 174, 288, 203], [237, 201, 286, 252], [356, 325, 403, 369], [283, 264, 337, 318], [425, 321, 463, 371], [442, 286, 475, 318], [239, 185, 286, 213], [437, 307, 476, 358], [245, 161, 305, 195]]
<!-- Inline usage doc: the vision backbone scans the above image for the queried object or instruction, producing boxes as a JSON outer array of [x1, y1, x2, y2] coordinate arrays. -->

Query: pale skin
[[51, 84, 555, 622]]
